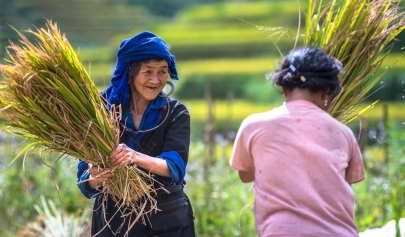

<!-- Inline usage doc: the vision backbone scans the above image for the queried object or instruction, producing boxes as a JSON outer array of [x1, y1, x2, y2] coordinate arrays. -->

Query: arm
[[345, 130, 366, 184], [77, 160, 114, 199], [77, 160, 94, 198], [111, 101, 190, 184], [110, 144, 171, 177], [239, 170, 255, 183], [230, 118, 255, 183], [87, 163, 113, 189], [157, 102, 189, 184]]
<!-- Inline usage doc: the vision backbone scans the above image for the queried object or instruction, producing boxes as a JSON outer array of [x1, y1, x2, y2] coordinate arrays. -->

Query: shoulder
[[325, 114, 355, 134], [244, 105, 286, 123], [321, 114, 358, 143], [167, 97, 189, 114], [168, 97, 187, 108], [340, 123, 358, 141], [164, 98, 190, 126], [239, 105, 286, 131]]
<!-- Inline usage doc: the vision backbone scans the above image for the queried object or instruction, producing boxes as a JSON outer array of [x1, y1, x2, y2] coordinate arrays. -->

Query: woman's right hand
[[88, 163, 113, 189]]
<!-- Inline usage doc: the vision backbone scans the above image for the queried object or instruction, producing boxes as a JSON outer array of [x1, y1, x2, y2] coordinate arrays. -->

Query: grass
[[183, 99, 404, 123], [176, 53, 405, 76], [154, 26, 288, 46], [356, 102, 405, 122], [18, 196, 90, 237], [78, 49, 280, 84], [178, 1, 301, 22], [184, 99, 275, 122], [81, 53, 405, 84], [177, 57, 279, 76], [111, 1, 302, 50]]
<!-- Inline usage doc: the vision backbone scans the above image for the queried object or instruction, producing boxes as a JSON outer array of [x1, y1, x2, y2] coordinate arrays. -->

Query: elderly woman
[[230, 47, 365, 237], [77, 31, 196, 237]]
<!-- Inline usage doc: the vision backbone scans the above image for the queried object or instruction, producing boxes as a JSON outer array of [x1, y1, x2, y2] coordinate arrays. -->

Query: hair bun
[[267, 46, 342, 98]]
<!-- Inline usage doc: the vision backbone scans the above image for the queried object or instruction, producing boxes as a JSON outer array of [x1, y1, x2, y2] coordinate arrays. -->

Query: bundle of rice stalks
[[0, 20, 157, 213], [305, 0, 405, 123]]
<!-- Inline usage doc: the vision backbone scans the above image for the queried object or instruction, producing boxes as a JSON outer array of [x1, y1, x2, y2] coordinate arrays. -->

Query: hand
[[88, 163, 113, 189], [110, 143, 138, 168]]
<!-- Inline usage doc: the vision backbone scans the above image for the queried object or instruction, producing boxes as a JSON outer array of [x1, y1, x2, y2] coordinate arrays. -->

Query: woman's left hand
[[110, 143, 138, 168]]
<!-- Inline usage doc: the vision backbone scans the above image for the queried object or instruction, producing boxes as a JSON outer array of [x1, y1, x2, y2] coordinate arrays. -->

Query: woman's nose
[[148, 74, 160, 83]]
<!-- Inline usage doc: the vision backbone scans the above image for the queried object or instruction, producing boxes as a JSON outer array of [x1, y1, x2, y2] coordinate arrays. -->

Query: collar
[[284, 99, 322, 110], [148, 94, 168, 110]]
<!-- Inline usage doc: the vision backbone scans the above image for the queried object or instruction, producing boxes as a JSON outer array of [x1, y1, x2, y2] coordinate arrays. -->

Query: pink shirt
[[230, 100, 365, 237]]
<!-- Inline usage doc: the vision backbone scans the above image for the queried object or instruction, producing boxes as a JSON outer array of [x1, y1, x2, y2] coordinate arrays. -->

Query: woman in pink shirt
[[230, 47, 365, 237]]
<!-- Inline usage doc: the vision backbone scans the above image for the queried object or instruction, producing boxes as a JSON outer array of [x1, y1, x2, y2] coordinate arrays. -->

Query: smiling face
[[129, 59, 169, 103]]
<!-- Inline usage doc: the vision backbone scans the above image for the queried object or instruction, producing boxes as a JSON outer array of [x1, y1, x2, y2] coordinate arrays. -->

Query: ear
[[128, 74, 135, 85], [322, 90, 331, 101], [323, 94, 331, 102], [283, 90, 288, 98]]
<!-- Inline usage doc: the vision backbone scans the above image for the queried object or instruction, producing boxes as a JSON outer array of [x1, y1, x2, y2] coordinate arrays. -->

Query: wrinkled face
[[130, 60, 169, 102]]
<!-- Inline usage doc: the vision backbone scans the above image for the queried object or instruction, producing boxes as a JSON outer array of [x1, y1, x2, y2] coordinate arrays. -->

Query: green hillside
[[2, 0, 405, 102], [77, 1, 307, 102], [1, 2, 405, 236], [101, 1, 405, 102]]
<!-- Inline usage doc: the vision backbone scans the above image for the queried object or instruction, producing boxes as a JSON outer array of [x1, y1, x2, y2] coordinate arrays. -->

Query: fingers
[[110, 143, 127, 157], [89, 165, 113, 179], [93, 176, 110, 183], [111, 153, 133, 168], [88, 143, 137, 185], [110, 144, 136, 168], [88, 165, 113, 189]]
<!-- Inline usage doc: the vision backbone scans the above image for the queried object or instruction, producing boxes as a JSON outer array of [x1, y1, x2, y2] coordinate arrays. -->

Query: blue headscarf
[[101, 31, 179, 106]]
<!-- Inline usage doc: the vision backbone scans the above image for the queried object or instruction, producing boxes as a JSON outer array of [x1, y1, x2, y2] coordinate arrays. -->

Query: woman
[[77, 31, 196, 237], [230, 47, 365, 237]]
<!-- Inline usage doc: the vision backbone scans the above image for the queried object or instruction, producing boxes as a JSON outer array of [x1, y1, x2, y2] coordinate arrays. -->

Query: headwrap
[[101, 31, 179, 106]]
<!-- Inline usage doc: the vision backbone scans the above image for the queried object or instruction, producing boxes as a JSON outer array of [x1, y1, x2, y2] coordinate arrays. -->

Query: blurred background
[[0, 0, 404, 236]]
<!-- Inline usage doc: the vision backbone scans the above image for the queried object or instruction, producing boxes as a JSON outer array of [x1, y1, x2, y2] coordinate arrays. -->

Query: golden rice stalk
[[305, 0, 405, 123], [0, 20, 158, 213]]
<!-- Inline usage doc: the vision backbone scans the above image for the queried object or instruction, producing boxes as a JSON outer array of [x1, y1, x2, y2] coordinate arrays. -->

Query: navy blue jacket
[[76, 98, 195, 237]]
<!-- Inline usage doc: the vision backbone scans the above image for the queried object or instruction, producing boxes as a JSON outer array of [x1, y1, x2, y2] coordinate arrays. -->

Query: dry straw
[[305, 0, 405, 123], [0, 20, 159, 233], [256, 0, 405, 122]]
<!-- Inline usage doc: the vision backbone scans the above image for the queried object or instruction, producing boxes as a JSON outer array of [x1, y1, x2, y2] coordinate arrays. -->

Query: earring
[[324, 100, 328, 106], [159, 80, 175, 97]]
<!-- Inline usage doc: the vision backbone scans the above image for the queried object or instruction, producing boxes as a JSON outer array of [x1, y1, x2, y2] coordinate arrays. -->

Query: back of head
[[268, 47, 343, 98]]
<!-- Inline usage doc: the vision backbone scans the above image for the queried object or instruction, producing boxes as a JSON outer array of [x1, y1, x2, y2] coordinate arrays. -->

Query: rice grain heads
[[305, 0, 405, 123], [0, 20, 157, 217]]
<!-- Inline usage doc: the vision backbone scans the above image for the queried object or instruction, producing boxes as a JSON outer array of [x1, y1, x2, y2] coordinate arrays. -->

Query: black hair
[[128, 58, 167, 79], [267, 46, 343, 98]]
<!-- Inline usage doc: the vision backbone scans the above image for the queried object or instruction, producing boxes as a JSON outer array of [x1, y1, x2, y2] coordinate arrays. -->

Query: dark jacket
[[77, 98, 195, 237]]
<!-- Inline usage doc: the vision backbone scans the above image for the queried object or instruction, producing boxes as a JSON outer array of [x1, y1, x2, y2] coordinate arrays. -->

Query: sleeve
[[157, 151, 185, 185], [160, 102, 190, 184], [229, 118, 255, 172], [77, 160, 100, 198], [345, 132, 366, 184]]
